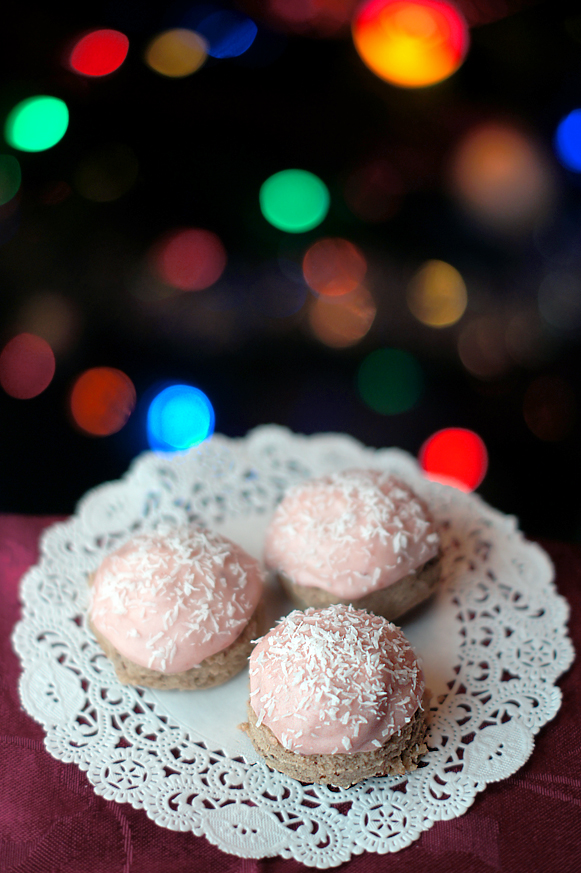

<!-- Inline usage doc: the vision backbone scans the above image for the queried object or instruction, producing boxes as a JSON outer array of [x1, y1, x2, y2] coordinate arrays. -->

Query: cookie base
[[88, 605, 261, 690], [278, 555, 441, 622], [240, 697, 428, 788]]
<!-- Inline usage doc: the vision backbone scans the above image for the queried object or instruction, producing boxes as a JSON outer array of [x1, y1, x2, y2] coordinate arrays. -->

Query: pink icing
[[90, 524, 263, 674], [264, 469, 439, 599], [249, 604, 424, 755]]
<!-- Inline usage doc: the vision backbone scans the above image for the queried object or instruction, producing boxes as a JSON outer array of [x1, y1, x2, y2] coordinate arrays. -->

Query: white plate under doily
[[12, 425, 574, 867]]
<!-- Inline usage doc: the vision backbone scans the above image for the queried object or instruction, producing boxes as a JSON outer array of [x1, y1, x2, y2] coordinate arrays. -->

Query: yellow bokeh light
[[145, 29, 208, 78], [352, 0, 469, 88], [308, 286, 376, 348], [407, 259, 467, 327]]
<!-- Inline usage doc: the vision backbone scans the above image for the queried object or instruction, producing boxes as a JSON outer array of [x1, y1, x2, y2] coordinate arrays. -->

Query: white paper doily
[[12, 425, 574, 867]]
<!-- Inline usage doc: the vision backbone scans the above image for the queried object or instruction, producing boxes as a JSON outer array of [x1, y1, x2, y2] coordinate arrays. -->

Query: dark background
[[0, 0, 580, 541]]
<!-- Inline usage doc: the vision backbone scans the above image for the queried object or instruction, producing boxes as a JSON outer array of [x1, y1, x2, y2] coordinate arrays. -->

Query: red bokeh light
[[0, 333, 55, 399], [69, 30, 129, 77], [242, 0, 357, 37], [70, 367, 136, 436], [151, 228, 227, 292], [419, 427, 488, 492]]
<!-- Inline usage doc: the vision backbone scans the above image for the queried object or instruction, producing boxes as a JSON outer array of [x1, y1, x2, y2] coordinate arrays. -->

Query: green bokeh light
[[0, 154, 21, 204], [4, 96, 69, 152], [357, 348, 423, 415], [259, 169, 329, 233]]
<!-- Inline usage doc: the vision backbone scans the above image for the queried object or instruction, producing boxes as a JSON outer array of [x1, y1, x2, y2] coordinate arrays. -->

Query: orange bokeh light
[[450, 123, 554, 232], [308, 285, 376, 347], [419, 427, 488, 491], [0, 333, 55, 399], [151, 228, 227, 292], [457, 317, 511, 380], [352, 0, 469, 88], [302, 238, 367, 297], [70, 367, 136, 436]]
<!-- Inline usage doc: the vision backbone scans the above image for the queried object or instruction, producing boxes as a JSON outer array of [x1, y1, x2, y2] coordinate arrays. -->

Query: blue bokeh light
[[147, 384, 215, 451], [555, 109, 581, 172], [196, 10, 257, 58]]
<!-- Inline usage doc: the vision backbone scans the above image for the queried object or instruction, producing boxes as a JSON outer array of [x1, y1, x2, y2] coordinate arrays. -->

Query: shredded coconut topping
[[263, 469, 439, 598], [90, 524, 263, 674], [249, 604, 424, 755]]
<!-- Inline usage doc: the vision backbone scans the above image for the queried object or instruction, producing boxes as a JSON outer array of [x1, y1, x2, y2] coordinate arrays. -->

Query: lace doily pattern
[[12, 426, 574, 867]]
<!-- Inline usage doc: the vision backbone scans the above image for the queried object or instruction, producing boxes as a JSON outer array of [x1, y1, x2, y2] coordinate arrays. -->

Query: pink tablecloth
[[1, 514, 580, 873]]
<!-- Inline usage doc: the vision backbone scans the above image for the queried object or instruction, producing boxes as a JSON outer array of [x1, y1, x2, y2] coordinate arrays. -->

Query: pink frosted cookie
[[89, 524, 264, 689], [241, 604, 428, 786], [264, 468, 441, 621]]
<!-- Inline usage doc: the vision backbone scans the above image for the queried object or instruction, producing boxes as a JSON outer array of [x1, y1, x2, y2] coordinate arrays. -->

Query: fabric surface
[[1, 513, 579, 873]]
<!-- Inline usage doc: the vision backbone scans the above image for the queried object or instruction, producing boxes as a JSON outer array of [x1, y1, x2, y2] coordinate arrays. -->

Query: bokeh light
[[147, 384, 215, 451], [196, 10, 257, 58], [151, 228, 227, 292], [538, 271, 581, 332], [533, 210, 581, 267], [74, 143, 139, 202], [505, 311, 552, 368], [458, 317, 512, 379], [449, 123, 554, 232], [69, 29, 129, 77], [0, 155, 21, 206], [419, 427, 488, 491], [309, 286, 376, 347], [357, 347, 423, 414], [259, 169, 330, 233], [14, 291, 81, 356], [407, 259, 467, 327], [4, 96, 69, 152], [0, 333, 55, 399], [277, 256, 305, 286], [244, 0, 355, 37], [145, 29, 207, 77], [344, 158, 404, 222], [523, 375, 576, 442], [352, 0, 469, 88], [302, 238, 367, 297], [70, 367, 136, 436], [554, 109, 581, 173]]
